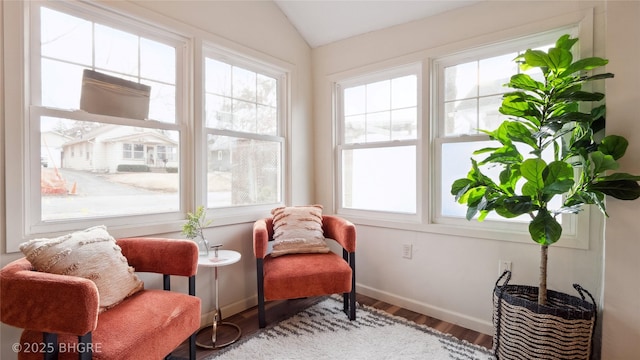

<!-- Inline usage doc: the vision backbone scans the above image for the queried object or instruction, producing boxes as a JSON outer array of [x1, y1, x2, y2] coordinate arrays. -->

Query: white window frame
[[327, 10, 596, 249], [198, 45, 291, 221], [335, 63, 422, 223], [199, 42, 293, 217], [4, 1, 191, 252], [431, 26, 593, 248]]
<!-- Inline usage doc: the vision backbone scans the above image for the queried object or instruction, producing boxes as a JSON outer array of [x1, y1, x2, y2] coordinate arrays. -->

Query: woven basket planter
[[492, 271, 597, 360]]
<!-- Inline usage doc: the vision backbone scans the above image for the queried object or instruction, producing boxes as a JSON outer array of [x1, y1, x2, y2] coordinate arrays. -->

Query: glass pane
[[344, 115, 365, 144], [478, 53, 517, 96], [441, 141, 561, 221], [40, 117, 180, 221], [479, 95, 505, 132], [41, 59, 84, 109], [140, 38, 175, 84], [342, 146, 416, 213], [206, 58, 232, 96], [366, 111, 391, 142], [41, 7, 92, 66], [257, 104, 277, 135], [366, 80, 390, 113], [445, 62, 477, 101], [232, 67, 257, 102], [391, 75, 417, 109], [344, 85, 365, 116], [205, 94, 233, 129], [444, 98, 477, 136], [143, 80, 175, 123], [207, 135, 281, 207], [95, 24, 139, 76], [232, 99, 257, 133], [257, 74, 277, 107], [391, 108, 417, 140]]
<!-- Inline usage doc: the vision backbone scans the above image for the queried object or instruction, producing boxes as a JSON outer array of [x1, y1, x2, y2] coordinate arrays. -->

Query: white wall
[[0, 1, 312, 359], [312, 0, 608, 338], [602, 1, 640, 358]]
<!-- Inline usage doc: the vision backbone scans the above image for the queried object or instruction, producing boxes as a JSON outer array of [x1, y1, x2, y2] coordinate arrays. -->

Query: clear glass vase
[[196, 236, 210, 257]]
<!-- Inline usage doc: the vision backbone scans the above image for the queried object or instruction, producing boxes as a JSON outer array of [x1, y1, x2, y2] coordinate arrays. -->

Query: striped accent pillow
[[270, 205, 329, 257]]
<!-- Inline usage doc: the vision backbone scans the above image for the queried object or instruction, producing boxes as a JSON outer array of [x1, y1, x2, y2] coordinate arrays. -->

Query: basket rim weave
[[494, 284, 596, 321]]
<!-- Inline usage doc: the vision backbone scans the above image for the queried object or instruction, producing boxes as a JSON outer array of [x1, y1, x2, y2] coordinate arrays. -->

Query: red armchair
[[0, 238, 201, 360], [253, 215, 356, 328]]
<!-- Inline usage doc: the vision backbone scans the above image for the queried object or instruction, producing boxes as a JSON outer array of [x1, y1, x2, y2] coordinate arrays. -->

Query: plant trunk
[[539, 245, 548, 305]]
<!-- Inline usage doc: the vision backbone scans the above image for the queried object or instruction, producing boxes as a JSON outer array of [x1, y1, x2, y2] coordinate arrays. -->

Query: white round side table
[[196, 248, 242, 349]]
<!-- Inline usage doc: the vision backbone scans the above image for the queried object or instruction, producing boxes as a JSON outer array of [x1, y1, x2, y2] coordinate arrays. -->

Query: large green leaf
[[542, 161, 574, 195], [556, 90, 605, 102], [499, 94, 542, 121], [583, 73, 615, 82], [589, 179, 640, 200], [499, 165, 520, 194], [479, 145, 523, 165], [520, 158, 547, 189], [451, 178, 473, 200], [529, 208, 562, 246], [591, 151, 619, 174], [504, 121, 537, 147], [524, 49, 551, 68], [555, 34, 578, 51], [561, 57, 609, 76], [503, 196, 535, 216], [597, 173, 640, 182], [522, 181, 539, 198], [508, 74, 544, 92], [468, 159, 497, 186], [466, 187, 487, 207], [599, 135, 628, 160], [547, 47, 572, 73]]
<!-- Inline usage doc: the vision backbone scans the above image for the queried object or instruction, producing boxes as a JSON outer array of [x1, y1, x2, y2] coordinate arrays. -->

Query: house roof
[[62, 125, 178, 147]]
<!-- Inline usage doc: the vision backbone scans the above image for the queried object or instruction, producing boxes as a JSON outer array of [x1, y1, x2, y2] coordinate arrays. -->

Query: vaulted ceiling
[[274, 0, 482, 48]]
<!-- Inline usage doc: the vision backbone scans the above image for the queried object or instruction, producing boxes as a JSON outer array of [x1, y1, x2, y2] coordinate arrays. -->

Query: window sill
[[340, 214, 590, 250]]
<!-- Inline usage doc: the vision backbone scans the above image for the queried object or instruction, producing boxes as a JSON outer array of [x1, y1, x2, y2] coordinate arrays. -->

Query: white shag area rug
[[206, 297, 494, 360]]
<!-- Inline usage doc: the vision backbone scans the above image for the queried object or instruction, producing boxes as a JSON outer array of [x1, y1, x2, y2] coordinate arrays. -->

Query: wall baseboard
[[356, 284, 493, 335]]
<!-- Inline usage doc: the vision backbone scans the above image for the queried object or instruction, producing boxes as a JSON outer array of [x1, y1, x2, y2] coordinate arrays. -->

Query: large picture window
[[336, 65, 420, 216], [24, 1, 185, 236]]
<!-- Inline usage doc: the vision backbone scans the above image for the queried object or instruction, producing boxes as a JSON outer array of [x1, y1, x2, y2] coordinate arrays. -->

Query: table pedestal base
[[195, 322, 241, 349]]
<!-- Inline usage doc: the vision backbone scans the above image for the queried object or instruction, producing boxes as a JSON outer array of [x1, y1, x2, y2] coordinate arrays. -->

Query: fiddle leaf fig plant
[[451, 35, 640, 305]]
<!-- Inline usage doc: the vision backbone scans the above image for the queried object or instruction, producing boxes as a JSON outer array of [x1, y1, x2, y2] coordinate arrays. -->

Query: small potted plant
[[182, 205, 213, 257], [451, 35, 640, 359]]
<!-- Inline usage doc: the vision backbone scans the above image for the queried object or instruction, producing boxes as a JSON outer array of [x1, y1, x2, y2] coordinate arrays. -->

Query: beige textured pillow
[[270, 205, 330, 257], [19, 225, 144, 312]]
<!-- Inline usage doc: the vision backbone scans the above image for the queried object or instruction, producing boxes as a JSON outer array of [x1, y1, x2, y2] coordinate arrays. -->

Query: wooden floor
[[172, 293, 493, 359]]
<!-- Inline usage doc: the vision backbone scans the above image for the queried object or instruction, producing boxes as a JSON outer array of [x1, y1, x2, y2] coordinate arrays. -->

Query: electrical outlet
[[402, 244, 412, 259], [499, 260, 512, 275]]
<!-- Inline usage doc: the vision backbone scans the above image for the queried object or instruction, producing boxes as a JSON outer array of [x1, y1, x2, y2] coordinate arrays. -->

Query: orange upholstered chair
[[253, 215, 356, 328], [0, 238, 201, 360]]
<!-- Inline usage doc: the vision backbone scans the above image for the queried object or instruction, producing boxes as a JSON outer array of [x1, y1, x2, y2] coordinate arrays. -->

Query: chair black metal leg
[[43, 332, 58, 360], [189, 332, 196, 360], [78, 332, 92, 360], [163, 274, 171, 291], [257, 258, 266, 328], [349, 252, 356, 320]]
